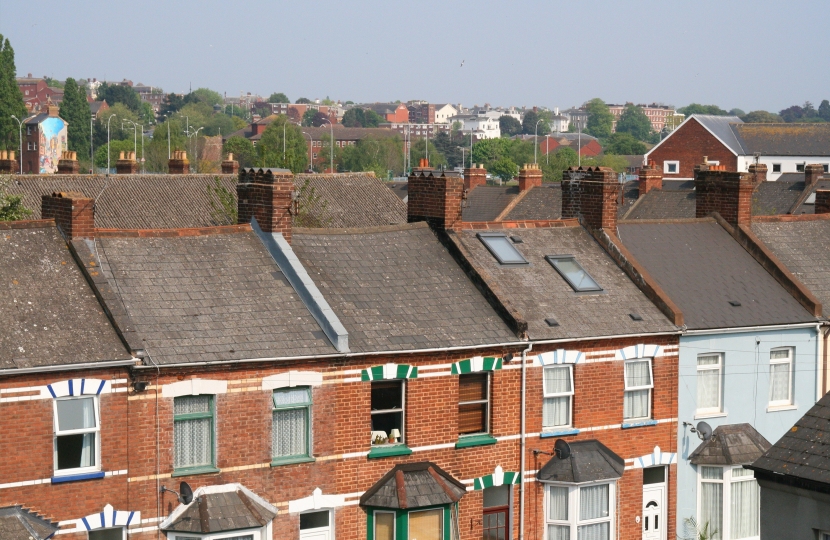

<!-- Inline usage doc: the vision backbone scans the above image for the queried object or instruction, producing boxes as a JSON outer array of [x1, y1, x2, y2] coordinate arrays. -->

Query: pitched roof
[[0, 222, 131, 370], [623, 189, 696, 220], [298, 173, 406, 227], [504, 184, 562, 221], [302, 126, 403, 141], [537, 440, 625, 483], [731, 123, 830, 156], [386, 180, 408, 201], [0, 506, 58, 540], [449, 224, 677, 340], [291, 223, 518, 353], [692, 115, 744, 154], [359, 462, 466, 509], [748, 391, 830, 490], [617, 220, 817, 330], [462, 186, 518, 221], [162, 484, 277, 533], [689, 423, 772, 465], [81, 229, 334, 365]]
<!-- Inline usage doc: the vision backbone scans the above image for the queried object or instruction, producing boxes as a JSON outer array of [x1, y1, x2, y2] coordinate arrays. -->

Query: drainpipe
[[519, 342, 533, 540], [822, 324, 830, 397]]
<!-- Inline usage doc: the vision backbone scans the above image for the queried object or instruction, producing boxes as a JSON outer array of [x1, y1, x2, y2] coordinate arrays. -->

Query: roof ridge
[[294, 221, 428, 235]]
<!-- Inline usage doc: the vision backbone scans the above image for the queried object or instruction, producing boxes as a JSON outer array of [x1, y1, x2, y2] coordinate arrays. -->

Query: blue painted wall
[[675, 326, 819, 536]]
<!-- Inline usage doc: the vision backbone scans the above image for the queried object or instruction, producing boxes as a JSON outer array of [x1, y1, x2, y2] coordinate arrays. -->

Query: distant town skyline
[[2, 0, 828, 113]]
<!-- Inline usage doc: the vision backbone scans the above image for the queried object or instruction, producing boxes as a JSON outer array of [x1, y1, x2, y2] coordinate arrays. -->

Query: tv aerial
[[160, 481, 199, 505]]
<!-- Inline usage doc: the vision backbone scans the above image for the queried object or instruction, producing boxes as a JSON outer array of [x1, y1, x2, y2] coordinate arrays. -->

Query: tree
[[470, 137, 535, 171], [0, 34, 27, 151], [0, 177, 32, 220], [59, 78, 91, 161], [728, 108, 745, 117], [499, 115, 522, 137], [490, 157, 519, 182], [603, 132, 647, 155], [338, 136, 404, 177], [615, 104, 653, 142], [223, 136, 256, 168], [97, 83, 142, 113], [158, 93, 185, 119], [301, 109, 317, 127], [94, 139, 138, 169], [92, 102, 139, 148], [342, 107, 381, 128], [408, 138, 446, 170], [538, 147, 579, 182], [296, 97, 312, 104], [584, 99, 614, 138], [779, 105, 804, 123], [819, 100, 830, 121], [677, 103, 729, 116], [522, 110, 551, 135], [255, 116, 308, 173], [740, 110, 783, 123], [188, 88, 222, 106], [268, 92, 289, 104], [432, 130, 470, 168]]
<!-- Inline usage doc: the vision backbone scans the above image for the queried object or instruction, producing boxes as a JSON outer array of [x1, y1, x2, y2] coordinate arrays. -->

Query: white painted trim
[[161, 378, 228, 398], [615, 344, 662, 361], [535, 349, 583, 366], [262, 371, 323, 391], [77, 504, 141, 530], [663, 160, 680, 174], [288, 487, 346, 513], [630, 445, 677, 469], [42, 378, 111, 399]]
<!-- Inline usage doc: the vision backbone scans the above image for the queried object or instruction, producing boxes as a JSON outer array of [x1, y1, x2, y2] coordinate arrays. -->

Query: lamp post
[[458, 146, 465, 169], [185, 126, 204, 173], [546, 135, 550, 165], [319, 118, 334, 173], [577, 122, 581, 167], [10, 115, 23, 174], [534, 118, 543, 164], [162, 114, 171, 159], [106, 114, 116, 174], [301, 132, 313, 171], [122, 119, 138, 157], [90, 115, 94, 173]]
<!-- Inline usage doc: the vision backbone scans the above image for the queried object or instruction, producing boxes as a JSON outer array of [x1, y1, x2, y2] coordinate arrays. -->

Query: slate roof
[[537, 440, 625, 483], [0, 223, 131, 370], [617, 220, 817, 330], [301, 126, 403, 142], [689, 423, 772, 465], [386, 180, 408, 201], [0, 506, 58, 540], [462, 186, 518, 221], [752, 178, 807, 215], [691, 115, 744, 154], [623, 189, 696, 220], [298, 173, 407, 227], [748, 392, 830, 490], [359, 462, 466, 509], [732, 123, 830, 156], [751, 217, 830, 308], [449, 224, 677, 340], [291, 223, 519, 352], [164, 486, 277, 533], [82, 229, 334, 365], [504, 184, 562, 221]]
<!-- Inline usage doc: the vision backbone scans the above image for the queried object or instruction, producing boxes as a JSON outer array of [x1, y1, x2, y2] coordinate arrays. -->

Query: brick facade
[[561, 166, 620, 230], [647, 118, 737, 179], [407, 169, 464, 230], [41, 191, 95, 239], [694, 167, 754, 226], [517, 164, 542, 192]]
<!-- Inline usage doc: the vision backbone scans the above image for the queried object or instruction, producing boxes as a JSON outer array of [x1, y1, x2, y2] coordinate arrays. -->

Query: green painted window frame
[[271, 387, 313, 465], [172, 395, 218, 476], [367, 505, 453, 540]]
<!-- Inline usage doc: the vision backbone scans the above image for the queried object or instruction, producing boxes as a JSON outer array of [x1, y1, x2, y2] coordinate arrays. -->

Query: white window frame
[[664, 160, 679, 174], [544, 481, 616, 540], [768, 347, 794, 408], [170, 527, 266, 540], [53, 395, 101, 476], [696, 353, 723, 416], [458, 371, 491, 436], [623, 359, 653, 421], [373, 510, 396, 540], [299, 509, 333, 537], [370, 380, 406, 445], [696, 466, 760, 540], [542, 365, 574, 430]]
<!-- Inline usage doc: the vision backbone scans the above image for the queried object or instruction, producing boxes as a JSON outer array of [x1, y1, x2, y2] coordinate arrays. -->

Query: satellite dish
[[554, 439, 572, 460], [695, 421, 713, 442], [179, 481, 194, 505]]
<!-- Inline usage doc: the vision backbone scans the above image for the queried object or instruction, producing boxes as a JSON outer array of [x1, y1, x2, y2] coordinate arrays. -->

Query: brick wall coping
[[0, 219, 55, 230], [752, 213, 830, 223], [94, 224, 252, 238], [294, 222, 427, 236], [458, 219, 579, 230]]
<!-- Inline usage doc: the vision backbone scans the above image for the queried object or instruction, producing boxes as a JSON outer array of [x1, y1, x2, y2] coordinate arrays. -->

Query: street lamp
[[534, 118, 544, 164], [185, 126, 204, 173], [90, 115, 94, 173], [106, 114, 116, 174], [161, 114, 171, 159], [545, 135, 550, 165], [122, 119, 138, 157], [301, 132, 313, 171], [457, 146, 465, 170], [10, 115, 23, 174], [319, 118, 334, 173]]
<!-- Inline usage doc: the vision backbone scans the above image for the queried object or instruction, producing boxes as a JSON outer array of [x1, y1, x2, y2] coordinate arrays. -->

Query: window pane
[[543, 396, 570, 428], [480, 235, 526, 264], [577, 522, 609, 540], [409, 509, 443, 540], [174, 417, 212, 468], [580, 484, 609, 520], [458, 403, 486, 434], [732, 468, 753, 478], [770, 349, 790, 360], [174, 395, 211, 416], [371, 381, 402, 411], [272, 408, 307, 457], [273, 388, 310, 407], [544, 367, 571, 394], [697, 355, 720, 366], [697, 368, 720, 410], [459, 373, 487, 402], [549, 257, 601, 291], [484, 485, 509, 508], [623, 389, 649, 419], [625, 361, 651, 388], [701, 466, 723, 480], [770, 363, 791, 402], [56, 433, 95, 470], [89, 528, 124, 540], [371, 411, 402, 438], [643, 466, 666, 485], [548, 525, 570, 540], [375, 512, 395, 540], [700, 482, 723, 540], [300, 511, 329, 530], [730, 477, 759, 539], [548, 486, 568, 521], [56, 398, 96, 431]]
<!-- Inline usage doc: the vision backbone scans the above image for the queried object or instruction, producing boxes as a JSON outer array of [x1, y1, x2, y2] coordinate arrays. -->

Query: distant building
[[133, 84, 165, 113], [608, 103, 677, 132], [531, 133, 602, 158], [562, 108, 588, 131], [17, 74, 64, 113], [550, 108, 569, 132], [357, 102, 410, 123], [89, 100, 110, 120], [407, 103, 459, 125], [22, 103, 68, 174], [449, 112, 500, 139]]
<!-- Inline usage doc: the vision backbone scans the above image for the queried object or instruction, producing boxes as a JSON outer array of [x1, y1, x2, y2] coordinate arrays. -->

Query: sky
[[2, 0, 828, 113]]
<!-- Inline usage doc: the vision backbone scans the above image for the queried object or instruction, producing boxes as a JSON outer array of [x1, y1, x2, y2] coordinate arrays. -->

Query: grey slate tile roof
[[617, 220, 817, 330], [0, 506, 58, 540], [504, 184, 562, 221], [386, 180, 408, 201], [537, 440, 625, 483], [752, 179, 806, 215], [0, 224, 131, 370], [299, 173, 407, 227], [84, 230, 333, 364], [164, 488, 277, 533], [462, 186, 518, 221], [731, 123, 830, 156], [291, 222, 519, 353], [751, 217, 830, 308], [748, 391, 830, 489], [624, 189, 696, 220], [692, 115, 745, 154], [450, 225, 677, 340], [359, 462, 467, 509], [689, 423, 772, 465]]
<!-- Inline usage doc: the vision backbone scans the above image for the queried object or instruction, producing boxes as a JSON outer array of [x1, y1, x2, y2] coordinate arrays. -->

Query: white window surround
[[77, 504, 141, 532], [697, 466, 759, 540], [696, 353, 723, 416], [615, 344, 662, 361], [631, 446, 677, 469], [664, 161, 679, 174], [43, 378, 110, 399], [623, 359, 653, 421], [288, 487, 346, 513], [768, 348, 794, 407], [262, 371, 323, 391], [543, 365, 574, 429], [536, 349, 584, 366], [53, 395, 100, 476], [162, 378, 228, 399], [544, 481, 616, 540], [169, 529, 267, 540]]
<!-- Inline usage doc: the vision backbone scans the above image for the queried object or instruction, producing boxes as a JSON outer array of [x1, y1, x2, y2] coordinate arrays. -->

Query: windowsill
[[621, 419, 658, 429], [694, 411, 727, 420], [540, 428, 580, 438], [767, 404, 797, 413], [51, 471, 105, 484], [171, 466, 221, 477], [271, 455, 316, 467], [368, 444, 412, 459], [455, 434, 497, 449]]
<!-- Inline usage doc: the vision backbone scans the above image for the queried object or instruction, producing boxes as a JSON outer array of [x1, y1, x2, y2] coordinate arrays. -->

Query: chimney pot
[[237, 168, 295, 243], [694, 166, 754, 225]]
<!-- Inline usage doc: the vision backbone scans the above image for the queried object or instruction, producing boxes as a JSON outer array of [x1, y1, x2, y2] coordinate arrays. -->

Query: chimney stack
[[638, 159, 662, 196], [561, 166, 620, 230], [41, 192, 95, 239], [815, 190, 830, 215], [0, 150, 15, 174], [748, 162, 767, 184], [804, 163, 824, 187], [407, 169, 463, 230], [57, 151, 80, 174], [463, 163, 487, 191], [116, 151, 138, 174], [517, 163, 542, 192], [694, 165, 754, 226], [168, 150, 190, 174], [221, 153, 239, 175], [237, 168, 295, 243]]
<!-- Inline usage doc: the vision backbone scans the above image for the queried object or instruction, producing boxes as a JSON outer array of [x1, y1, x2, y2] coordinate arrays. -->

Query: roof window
[[477, 233, 528, 265], [546, 255, 602, 292]]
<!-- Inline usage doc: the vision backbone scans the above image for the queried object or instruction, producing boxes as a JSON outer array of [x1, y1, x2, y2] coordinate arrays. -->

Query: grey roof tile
[[359, 462, 466, 509], [689, 423, 772, 465], [164, 488, 276, 533], [505, 184, 562, 221], [0, 506, 59, 540], [462, 186, 518, 221], [537, 440, 625, 483], [732, 123, 830, 156]]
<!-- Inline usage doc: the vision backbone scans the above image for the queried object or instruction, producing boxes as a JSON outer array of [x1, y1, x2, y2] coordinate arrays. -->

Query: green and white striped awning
[[451, 356, 503, 375], [361, 363, 418, 381], [472, 466, 521, 490]]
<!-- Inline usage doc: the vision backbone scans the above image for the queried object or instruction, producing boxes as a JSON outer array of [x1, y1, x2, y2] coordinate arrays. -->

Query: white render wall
[[736, 155, 830, 181]]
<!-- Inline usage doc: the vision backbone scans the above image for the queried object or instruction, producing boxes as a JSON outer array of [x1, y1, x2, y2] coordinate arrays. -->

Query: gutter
[[0, 358, 140, 376], [682, 322, 820, 336]]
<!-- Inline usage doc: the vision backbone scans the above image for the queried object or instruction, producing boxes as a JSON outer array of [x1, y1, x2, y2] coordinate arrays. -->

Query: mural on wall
[[39, 117, 67, 174]]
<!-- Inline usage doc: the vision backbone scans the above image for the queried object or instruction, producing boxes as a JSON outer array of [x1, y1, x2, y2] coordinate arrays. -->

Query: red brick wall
[[407, 170, 464, 230], [237, 170, 294, 242], [41, 193, 95, 239], [648, 118, 737, 178], [694, 169, 754, 225]]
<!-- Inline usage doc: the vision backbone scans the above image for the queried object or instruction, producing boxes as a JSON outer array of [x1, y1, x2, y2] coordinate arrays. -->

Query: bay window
[[697, 354, 723, 414], [543, 366, 573, 430], [54, 396, 100, 475], [545, 482, 615, 540], [623, 359, 653, 420], [769, 348, 793, 407], [698, 466, 759, 540]]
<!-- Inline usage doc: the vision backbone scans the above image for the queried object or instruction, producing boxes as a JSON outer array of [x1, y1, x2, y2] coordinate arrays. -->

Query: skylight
[[546, 255, 602, 292], [477, 233, 528, 265]]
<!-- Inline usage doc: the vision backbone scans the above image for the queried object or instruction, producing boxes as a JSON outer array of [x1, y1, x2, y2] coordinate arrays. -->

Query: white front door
[[643, 484, 666, 540], [299, 510, 332, 540]]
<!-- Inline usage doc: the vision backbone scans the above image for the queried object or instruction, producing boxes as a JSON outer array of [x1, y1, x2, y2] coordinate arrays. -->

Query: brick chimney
[[41, 192, 95, 239], [237, 168, 295, 243], [815, 190, 830, 214], [517, 163, 542, 192], [116, 151, 138, 174], [748, 163, 767, 184], [463, 164, 487, 191], [638, 159, 662, 196], [407, 169, 463, 230], [57, 151, 80, 174], [694, 166, 754, 226], [0, 150, 15, 174], [805, 163, 824, 187], [168, 150, 190, 174], [561, 166, 620, 230], [221, 152, 239, 175]]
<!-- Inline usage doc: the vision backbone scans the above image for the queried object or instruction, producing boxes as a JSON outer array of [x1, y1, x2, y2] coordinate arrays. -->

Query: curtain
[[375, 513, 395, 540], [623, 389, 649, 419], [174, 396, 212, 469], [770, 363, 790, 403], [57, 397, 96, 431], [274, 388, 309, 407], [79, 433, 94, 467], [700, 467, 723, 540], [580, 484, 609, 520], [175, 395, 211, 415], [548, 525, 570, 540], [544, 396, 570, 428], [409, 509, 442, 540], [548, 486, 569, 521], [273, 408, 307, 457], [697, 368, 720, 410], [625, 361, 651, 387], [731, 471, 759, 539], [544, 367, 572, 394], [577, 523, 609, 540]]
